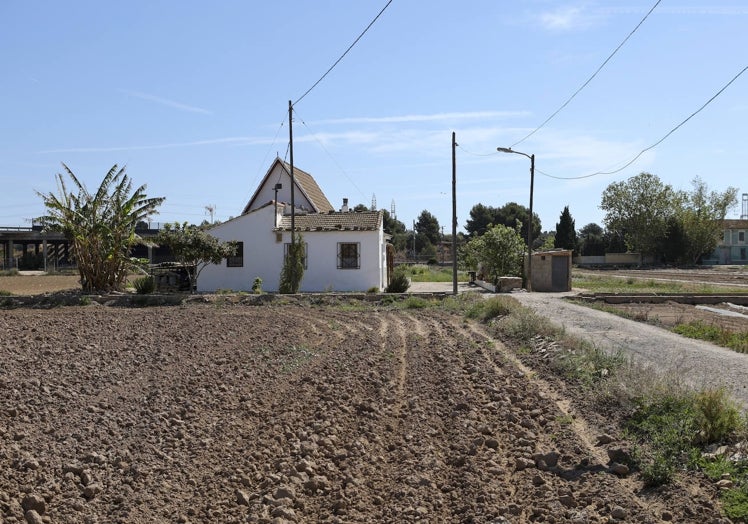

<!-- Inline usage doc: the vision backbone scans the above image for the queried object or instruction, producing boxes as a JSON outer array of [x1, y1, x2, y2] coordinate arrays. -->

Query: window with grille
[[227, 241, 244, 267], [337, 242, 360, 269]]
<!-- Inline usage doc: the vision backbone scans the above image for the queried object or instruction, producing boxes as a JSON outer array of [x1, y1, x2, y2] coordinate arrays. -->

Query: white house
[[198, 158, 389, 292]]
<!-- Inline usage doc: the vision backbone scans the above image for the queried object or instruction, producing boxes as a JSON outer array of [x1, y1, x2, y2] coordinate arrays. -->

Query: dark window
[[284, 242, 308, 269], [740, 231, 745, 243], [741, 247, 747, 260], [227, 241, 244, 267], [337, 242, 360, 269]]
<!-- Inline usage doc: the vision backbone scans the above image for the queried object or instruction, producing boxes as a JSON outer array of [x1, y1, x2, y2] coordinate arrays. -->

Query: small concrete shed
[[529, 249, 572, 292]]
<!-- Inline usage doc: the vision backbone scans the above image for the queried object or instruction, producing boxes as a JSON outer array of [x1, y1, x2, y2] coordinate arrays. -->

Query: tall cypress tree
[[554, 206, 577, 252]]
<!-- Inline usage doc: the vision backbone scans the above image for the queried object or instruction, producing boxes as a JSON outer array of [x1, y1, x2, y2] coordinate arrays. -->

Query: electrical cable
[[294, 107, 367, 201], [540, 64, 748, 180], [293, 0, 393, 107], [511, 0, 661, 148]]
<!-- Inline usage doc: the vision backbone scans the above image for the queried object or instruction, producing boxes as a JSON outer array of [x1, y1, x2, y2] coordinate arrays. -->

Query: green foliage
[[465, 202, 541, 243], [279, 234, 305, 294], [465, 296, 515, 321], [0, 268, 19, 276], [156, 222, 236, 293], [675, 176, 738, 264], [386, 267, 411, 293], [133, 275, 155, 294], [578, 223, 606, 256], [0, 290, 11, 296], [672, 321, 748, 353], [37, 163, 165, 293], [415, 209, 441, 247], [694, 388, 742, 444], [627, 393, 698, 486], [401, 296, 431, 309], [554, 206, 577, 252], [722, 487, 748, 520], [555, 344, 625, 387], [600, 172, 675, 258], [462, 223, 525, 282], [252, 277, 263, 294]]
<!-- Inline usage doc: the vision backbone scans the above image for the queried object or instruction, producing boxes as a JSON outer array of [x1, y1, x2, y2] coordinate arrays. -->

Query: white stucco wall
[[198, 206, 386, 293], [246, 164, 315, 213]]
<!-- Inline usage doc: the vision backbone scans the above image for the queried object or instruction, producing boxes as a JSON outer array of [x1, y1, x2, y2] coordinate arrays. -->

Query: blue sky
[[2, 1, 746, 234]]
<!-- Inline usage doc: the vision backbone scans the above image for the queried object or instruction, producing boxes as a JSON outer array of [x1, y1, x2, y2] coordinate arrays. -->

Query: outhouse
[[529, 249, 572, 292]]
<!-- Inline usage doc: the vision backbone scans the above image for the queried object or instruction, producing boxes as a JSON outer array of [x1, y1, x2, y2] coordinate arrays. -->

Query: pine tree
[[554, 206, 577, 252]]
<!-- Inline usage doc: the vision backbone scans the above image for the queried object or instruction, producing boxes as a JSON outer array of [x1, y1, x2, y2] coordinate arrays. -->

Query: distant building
[[704, 219, 748, 265]]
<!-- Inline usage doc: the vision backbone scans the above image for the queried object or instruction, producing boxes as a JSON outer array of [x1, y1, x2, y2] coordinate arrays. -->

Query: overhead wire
[[292, 0, 394, 107], [294, 107, 367, 202], [510, 0, 662, 148], [538, 64, 748, 180]]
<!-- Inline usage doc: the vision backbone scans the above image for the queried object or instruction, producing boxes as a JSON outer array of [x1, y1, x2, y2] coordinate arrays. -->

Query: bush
[[252, 277, 263, 294], [133, 276, 155, 294], [695, 387, 741, 444], [386, 268, 411, 293]]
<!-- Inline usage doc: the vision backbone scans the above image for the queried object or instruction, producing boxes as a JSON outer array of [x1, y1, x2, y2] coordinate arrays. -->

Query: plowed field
[[0, 302, 722, 523]]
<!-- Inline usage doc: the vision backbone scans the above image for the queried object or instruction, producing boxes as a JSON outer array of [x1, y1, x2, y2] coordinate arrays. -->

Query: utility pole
[[288, 100, 295, 243], [452, 132, 458, 295]]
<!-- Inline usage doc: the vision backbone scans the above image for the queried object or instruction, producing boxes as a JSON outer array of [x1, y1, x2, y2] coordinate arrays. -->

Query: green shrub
[[133, 276, 155, 294], [401, 296, 431, 309], [386, 268, 410, 293], [694, 387, 742, 444], [0, 290, 10, 296], [366, 286, 379, 293], [465, 296, 515, 321], [252, 277, 263, 294]]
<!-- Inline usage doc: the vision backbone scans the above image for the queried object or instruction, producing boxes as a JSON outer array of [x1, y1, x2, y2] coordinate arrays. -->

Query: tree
[[465, 202, 541, 244], [462, 223, 525, 283], [279, 234, 305, 293], [578, 223, 606, 256], [156, 222, 236, 292], [675, 177, 738, 264], [415, 210, 440, 253], [554, 206, 577, 252], [465, 203, 496, 238], [37, 163, 164, 293], [600, 172, 675, 259]]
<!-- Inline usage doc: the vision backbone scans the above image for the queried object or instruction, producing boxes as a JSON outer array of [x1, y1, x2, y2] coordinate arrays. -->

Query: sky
[[2, 1, 747, 234]]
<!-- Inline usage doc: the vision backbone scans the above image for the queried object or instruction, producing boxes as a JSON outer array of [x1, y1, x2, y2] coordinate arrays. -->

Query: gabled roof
[[724, 219, 748, 229], [275, 211, 382, 232], [242, 157, 334, 215]]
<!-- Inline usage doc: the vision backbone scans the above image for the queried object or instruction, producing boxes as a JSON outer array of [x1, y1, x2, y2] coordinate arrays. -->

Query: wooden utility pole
[[288, 100, 295, 242], [452, 132, 458, 295]]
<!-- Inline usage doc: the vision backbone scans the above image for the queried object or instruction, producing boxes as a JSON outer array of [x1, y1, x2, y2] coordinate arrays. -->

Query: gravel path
[[510, 291, 748, 408]]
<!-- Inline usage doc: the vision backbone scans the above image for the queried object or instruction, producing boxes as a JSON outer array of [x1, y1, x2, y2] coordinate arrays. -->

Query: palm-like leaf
[[37, 163, 165, 293]]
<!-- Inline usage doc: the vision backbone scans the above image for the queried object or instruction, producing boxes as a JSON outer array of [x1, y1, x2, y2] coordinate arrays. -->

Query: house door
[[551, 256, 570, 292]]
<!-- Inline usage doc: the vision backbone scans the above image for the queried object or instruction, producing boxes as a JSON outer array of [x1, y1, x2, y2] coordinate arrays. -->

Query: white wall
[[198, 206, 386, 292], [247, 164, 315, 213]]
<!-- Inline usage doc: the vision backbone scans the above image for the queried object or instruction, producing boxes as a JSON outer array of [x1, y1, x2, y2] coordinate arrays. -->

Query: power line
[[511, 0, 661, 148], [293, 0, 394, 107], [539, 64, 748, 180], [294, 107, 367, 201]]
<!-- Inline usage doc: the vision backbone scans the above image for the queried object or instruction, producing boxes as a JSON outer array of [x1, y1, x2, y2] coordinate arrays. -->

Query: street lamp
[[497, 147, 535, 291]]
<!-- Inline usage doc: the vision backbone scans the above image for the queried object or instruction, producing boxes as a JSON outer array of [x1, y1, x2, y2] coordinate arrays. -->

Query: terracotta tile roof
[[286, 161, 335, 213], [724, 219, 748, 229], [276, 211, 382, 232]]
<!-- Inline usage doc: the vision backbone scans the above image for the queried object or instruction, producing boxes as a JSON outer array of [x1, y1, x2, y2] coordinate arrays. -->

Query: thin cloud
[[538, 5, 602, 31], [313, 111, 530, 125], [36, 136, 263, 154], [120, 89, 213, 115]]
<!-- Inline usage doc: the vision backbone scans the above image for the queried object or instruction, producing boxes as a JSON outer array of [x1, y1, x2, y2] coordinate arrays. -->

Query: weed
[[673, 321, 748, 353], [79, 296, 92, 306], [0, 290, 10, 296], [465, 296, 515, 321], [386, 267, 411, 293], [400, 296, 432, 309], [252, 277, 263, 294], [133, 275, 155, 294], [694, 387, 742, 444], [722, 487, 748, 521]]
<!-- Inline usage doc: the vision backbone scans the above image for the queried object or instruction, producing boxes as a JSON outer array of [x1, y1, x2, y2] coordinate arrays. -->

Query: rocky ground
[[0, 298, 727, 523]]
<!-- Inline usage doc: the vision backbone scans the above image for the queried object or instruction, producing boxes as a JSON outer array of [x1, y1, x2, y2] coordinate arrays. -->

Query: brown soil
[[0, 274, 80, 295], [0, 301, 725, 523]]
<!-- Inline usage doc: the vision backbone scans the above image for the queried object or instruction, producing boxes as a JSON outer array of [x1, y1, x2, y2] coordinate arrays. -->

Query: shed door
[[551, 256, 569, 292]]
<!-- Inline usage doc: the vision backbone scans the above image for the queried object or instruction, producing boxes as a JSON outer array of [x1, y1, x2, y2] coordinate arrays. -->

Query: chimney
[[341, 198, 349, 213]]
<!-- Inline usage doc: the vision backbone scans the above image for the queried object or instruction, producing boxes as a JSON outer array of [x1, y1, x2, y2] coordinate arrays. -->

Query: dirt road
[[511, 291, 748, 408], [0, 303, 722, 522]]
